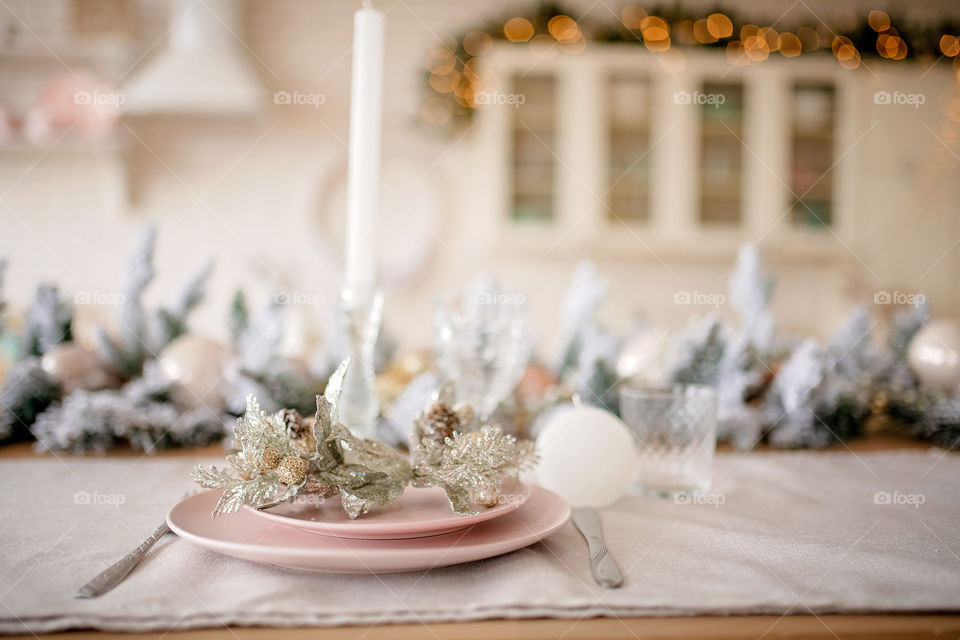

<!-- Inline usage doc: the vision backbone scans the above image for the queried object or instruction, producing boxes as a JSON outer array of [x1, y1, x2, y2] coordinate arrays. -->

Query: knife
[[571, 507, 623, 589]]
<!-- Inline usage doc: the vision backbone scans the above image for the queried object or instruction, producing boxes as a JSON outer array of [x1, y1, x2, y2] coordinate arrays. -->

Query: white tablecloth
[[1, 449, 958, 633]]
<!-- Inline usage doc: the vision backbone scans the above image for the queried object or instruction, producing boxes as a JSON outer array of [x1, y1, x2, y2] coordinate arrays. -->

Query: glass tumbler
[[620, 385, 717, 497]]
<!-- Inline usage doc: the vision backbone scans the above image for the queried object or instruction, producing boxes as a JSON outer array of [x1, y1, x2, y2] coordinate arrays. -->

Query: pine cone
[[421, 402, 459, 441], [283, 409, 308, 438], [276, 455, 307, 485], [259, 446, 282, 472]]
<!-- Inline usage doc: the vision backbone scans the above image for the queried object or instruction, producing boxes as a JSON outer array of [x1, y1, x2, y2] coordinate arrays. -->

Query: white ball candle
[[536, 405, 636, 507]]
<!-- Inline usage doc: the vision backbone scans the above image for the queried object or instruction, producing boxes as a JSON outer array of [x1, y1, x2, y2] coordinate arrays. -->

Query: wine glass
[[434, 282, 531, 423]]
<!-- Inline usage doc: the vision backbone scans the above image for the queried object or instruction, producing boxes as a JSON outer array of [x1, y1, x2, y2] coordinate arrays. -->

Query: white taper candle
[[344, 1, 384, 292]]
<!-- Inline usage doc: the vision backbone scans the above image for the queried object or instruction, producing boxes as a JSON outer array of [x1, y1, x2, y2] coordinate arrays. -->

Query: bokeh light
[[707, 13, 733, 39], [940, 35, 960, 57], [504, 17, 535, 43], [548, 15, 581, 43], [779, 33, 802, 57], [868, 10, 891, 33], [462, 30, 493, 56], [693, 19, 717, 44], [620, 5, 646, 30]]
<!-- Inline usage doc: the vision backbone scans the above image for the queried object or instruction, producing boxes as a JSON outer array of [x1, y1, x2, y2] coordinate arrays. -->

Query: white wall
[[0, 0, 958, 362]]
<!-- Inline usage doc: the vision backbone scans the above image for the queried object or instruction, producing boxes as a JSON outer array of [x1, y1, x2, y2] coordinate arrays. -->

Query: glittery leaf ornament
[[410, 383, 537, 514], [193, 368, 534, 520]]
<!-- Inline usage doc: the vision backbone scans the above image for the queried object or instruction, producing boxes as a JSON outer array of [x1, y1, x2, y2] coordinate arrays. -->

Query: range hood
[[123, 0, 265, 115]]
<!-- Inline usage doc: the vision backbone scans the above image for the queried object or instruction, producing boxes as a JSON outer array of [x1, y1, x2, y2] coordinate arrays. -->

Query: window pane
[[608, 74, 650, 223], [511, 76, 555, 222], [790, 82, 835, 228], [699, 82, 744, 225]]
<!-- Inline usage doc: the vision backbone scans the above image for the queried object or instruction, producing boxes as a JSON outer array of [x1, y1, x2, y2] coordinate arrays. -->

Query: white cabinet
[[477, 44, 856, 261]]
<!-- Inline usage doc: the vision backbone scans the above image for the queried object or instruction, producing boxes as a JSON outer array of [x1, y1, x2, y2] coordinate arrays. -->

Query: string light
[[940, 35, 960, 57], [548, 15, 580, 43], [693, 19, 717, 44], [707, 13, 733, 39], [779, 33, 802, 57], [504, 17, 534, 43], [462, 30, 493, 57], [424, 6, 960, 127], [620, 5, 646, 30], [868, 10, 890, 32]]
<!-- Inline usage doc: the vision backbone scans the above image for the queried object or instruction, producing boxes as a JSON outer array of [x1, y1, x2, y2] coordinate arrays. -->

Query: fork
[[75, 492, 196, 599]]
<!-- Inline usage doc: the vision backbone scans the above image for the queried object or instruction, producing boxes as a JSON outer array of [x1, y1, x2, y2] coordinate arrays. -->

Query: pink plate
[[167, 486, 569, 574], [243, 482, 532, 540]]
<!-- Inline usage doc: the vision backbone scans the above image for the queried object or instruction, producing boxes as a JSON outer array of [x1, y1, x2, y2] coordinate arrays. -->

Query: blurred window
[[607, 73, 651, 223], [510, 75, 556, 222], [699, 81, 744, 225], [790, 82, 836, 228]]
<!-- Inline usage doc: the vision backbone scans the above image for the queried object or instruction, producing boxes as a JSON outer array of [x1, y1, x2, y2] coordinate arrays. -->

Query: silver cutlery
[[571, 507, 623, 589], [75, 521, 171, 598]]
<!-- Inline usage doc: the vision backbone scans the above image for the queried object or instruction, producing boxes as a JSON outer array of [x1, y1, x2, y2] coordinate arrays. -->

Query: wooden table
[[3, 433, 958, 640]]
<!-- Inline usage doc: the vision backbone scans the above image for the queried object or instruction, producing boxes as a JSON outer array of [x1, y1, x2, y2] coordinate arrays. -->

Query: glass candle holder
[[620, 385, 717, 497], [433, 288, 530, 422]]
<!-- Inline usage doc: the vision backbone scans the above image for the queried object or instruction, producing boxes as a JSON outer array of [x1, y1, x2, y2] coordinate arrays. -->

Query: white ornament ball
[[535, 405, 635, 508], [908, 319, 960, 393], [158, 335, 232, 411], [40, 342, 120, 395], [616, 327, 671, 387]]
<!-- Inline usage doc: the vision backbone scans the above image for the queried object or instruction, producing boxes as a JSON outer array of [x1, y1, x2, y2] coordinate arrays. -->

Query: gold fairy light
[[429, 70, 459, 93], [548, 15, 581, 43], [726, 39, 748, 65], [463, 30, 493, 56], [640, 16, 669, 41], [758, 27, 779, 51], [462, 57, 482, 82], [504, 17, 534, 43], [797, 26, 819, 51], [425, 48, 455, 74], [831, 35, 851, 55], [877, 33, 898, 58], [940, 35, 960, 58], [868, 10, 890, 33], [779, 33, 802, 57], [640, 16, 670, 52], [620, 5, 646, 30], [694, 19, 717, 44], [707, 13, 733, 39], [740, 24, 759, 42], [834, 37, 861, 69]]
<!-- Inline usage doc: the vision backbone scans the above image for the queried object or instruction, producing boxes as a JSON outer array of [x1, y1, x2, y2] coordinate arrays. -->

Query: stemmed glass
[[434, 282, 531, 423]]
